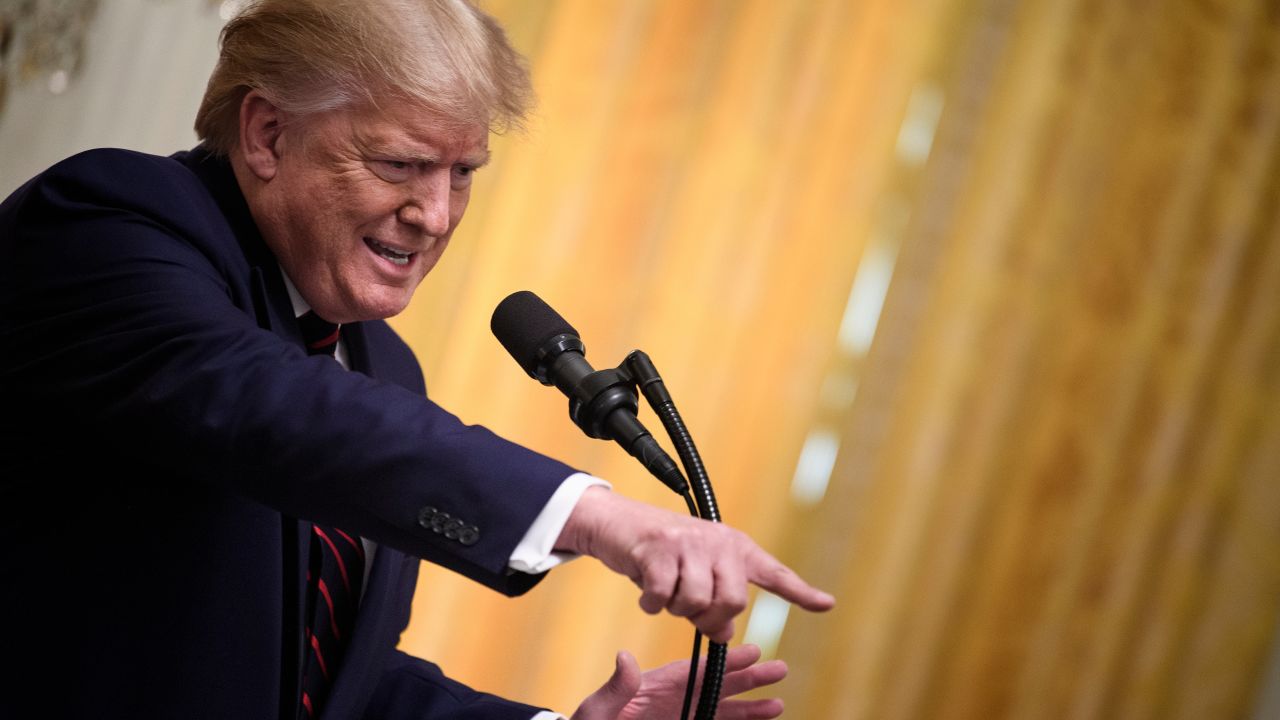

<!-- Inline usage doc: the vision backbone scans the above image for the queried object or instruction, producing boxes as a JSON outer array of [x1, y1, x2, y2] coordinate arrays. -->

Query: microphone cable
[[625, 351, 726, 720]]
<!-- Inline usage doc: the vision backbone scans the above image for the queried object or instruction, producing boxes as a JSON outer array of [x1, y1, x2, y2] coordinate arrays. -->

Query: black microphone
[[491, 291, 687, 495]]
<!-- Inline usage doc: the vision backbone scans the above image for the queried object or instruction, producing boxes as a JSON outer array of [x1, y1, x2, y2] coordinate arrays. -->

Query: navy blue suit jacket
[[0, 146, 574, 719]]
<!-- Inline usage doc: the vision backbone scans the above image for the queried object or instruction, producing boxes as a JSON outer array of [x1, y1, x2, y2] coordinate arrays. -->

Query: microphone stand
[[585, 350, 727, 720]]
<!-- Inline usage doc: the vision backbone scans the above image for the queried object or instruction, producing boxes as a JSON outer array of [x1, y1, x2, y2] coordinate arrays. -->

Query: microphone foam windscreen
[[491, 291, 580, 378]]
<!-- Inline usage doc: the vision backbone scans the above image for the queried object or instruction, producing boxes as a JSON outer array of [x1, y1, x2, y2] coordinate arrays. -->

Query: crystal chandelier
[[0, 0, 100, 113], [0, 0, 242, 116]]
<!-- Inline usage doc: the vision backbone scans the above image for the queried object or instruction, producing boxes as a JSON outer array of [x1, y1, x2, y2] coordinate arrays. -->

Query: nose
[[397, 171, 452, 237]]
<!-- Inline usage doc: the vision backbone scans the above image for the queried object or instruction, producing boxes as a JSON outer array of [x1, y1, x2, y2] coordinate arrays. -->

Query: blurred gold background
[[394, 0, 1280, 717], [1, 0, 1278, 717]]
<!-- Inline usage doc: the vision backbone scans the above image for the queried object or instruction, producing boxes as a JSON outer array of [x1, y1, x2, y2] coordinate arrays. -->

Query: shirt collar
[[280, 271, 351, 368], [280, 270, 311, 320]]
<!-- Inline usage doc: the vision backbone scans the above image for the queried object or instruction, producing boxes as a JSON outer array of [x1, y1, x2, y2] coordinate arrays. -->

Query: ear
[[238, 90, 287, 181]]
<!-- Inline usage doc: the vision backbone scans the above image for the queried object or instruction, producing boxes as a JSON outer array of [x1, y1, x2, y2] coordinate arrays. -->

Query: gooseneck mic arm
[[491, 291, 726, 720], [623, 350, 726, 720]]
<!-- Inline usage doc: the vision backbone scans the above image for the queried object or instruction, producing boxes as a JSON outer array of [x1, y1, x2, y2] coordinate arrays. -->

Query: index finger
[[748, 551, 835, 611]]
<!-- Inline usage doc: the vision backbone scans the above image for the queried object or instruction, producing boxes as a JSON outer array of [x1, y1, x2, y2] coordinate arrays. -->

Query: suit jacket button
[[431, 512, 452, 533], [416, 506, 439, 530], [458, 526, 480, 546], [443, 517, 462, 540]]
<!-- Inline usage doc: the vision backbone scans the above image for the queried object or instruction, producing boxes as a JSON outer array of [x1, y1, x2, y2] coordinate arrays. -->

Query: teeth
[[368, 238, 412, 266]]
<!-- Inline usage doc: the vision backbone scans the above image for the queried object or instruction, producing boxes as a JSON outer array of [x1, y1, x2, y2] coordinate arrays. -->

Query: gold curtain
[[391, 0, 1280, 716]]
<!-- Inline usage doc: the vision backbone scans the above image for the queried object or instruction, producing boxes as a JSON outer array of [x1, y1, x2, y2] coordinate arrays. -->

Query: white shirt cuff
[[508, 472, 610, 574], [531, 712, 568, 720]]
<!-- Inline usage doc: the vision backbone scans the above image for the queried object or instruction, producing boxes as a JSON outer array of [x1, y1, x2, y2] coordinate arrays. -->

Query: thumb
[[572, 651, 642, 720]]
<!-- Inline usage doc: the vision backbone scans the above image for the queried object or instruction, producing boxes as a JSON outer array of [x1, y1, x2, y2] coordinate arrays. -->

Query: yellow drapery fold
[[393, 1, 1280, 716]]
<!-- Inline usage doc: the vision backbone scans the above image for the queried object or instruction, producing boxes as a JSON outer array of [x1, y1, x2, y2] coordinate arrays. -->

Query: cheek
[[286, 178, 358, 232], [330, 187, 403, 237], [319, 167, 387, 207], [449, 192, 471, 228], [424, 235, 451, 266]]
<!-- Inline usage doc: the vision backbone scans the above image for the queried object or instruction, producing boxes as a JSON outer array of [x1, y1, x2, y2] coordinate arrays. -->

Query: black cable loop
[[678, 492, 702, 720], [626, 351, 726, 720], [680, 629, 703, 720], [652, 401, 725, 720]]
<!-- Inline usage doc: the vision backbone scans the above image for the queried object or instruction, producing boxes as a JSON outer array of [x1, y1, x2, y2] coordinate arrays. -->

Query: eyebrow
[[358, 138, 491, 168], [464, 149, 492, 168]]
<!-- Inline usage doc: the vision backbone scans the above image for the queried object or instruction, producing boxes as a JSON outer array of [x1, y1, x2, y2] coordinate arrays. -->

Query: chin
[[319, 275, 421, 322], [350, 294, 414, 322]]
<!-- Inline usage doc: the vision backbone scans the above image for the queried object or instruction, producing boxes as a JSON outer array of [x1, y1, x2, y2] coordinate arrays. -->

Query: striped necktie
[[296, 311, 366, 718]]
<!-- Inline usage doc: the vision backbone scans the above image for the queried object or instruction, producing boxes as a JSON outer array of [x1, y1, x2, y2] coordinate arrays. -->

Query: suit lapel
[[200, 144, 411, 716], [319, 547, 407, 719], [248, 263, 313, 719], [185, 147, 310, 718], [319, 322, 412, 718], [249, 264, 305, 344], [340, 321, 374, 376]]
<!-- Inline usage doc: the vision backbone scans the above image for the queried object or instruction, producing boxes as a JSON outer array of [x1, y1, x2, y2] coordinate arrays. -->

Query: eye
[[369, 159, 413, 183], [451, 164, 476, 190]]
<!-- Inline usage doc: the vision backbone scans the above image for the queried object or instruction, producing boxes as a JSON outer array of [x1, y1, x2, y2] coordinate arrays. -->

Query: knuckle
[[725, 594, 748, 615], [626, 543, 649, 567], [658, 526, 685, 545], [645, 557, 675, 583]]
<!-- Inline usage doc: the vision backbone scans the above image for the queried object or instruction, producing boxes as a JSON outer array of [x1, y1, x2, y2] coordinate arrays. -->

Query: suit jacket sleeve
[[0, 148, 576, 595], [362, 650, 550, 720]]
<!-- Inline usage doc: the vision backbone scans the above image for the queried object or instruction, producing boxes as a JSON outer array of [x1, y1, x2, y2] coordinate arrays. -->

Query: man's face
[[255, 103, 489, 323]]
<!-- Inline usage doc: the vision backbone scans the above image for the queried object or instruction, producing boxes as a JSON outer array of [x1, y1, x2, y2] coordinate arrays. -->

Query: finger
[[748, 551, 835, 611], [681, 646, 776, 701], [667, 555, 713, 619], [680, 643, 764, 684], [691, 558, 749, 642], [716, 698, 785, 720], [720, 659, 788, 697], [723, 643, 763, 673], [698, 618, 735, 644], [571, 651, 642, 720], [637, 554, 679, 615]]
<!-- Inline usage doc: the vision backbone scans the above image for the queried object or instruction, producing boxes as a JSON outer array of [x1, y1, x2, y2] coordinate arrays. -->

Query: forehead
[[313, 103, 489, 162]]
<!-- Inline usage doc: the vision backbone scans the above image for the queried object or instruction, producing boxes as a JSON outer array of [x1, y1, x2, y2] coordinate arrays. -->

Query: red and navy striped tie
[[297, 311, 366, 718]]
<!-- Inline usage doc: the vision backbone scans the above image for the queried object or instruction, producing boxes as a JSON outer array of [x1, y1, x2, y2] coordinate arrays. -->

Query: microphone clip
[[567, 364, 639, 441]]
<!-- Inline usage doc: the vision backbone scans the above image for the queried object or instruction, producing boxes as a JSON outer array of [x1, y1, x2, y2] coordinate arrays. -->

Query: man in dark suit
[[0, 1, 832, 718]]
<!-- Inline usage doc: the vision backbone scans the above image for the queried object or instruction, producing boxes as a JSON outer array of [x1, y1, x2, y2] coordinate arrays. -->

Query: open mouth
[[364, 237, 414, 267]]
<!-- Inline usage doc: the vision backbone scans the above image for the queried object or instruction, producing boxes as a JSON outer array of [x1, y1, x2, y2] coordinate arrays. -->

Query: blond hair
[[194, 0, 533, 154]]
